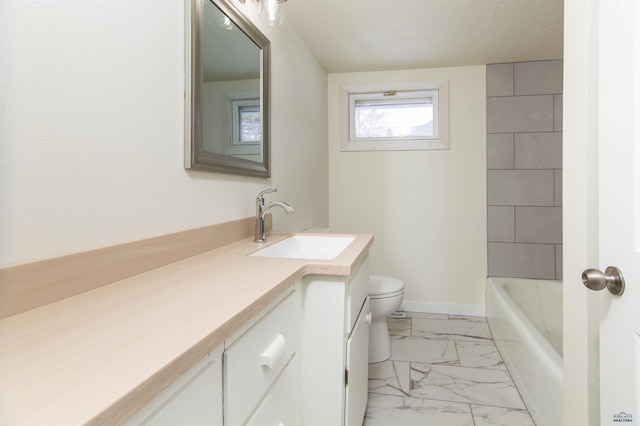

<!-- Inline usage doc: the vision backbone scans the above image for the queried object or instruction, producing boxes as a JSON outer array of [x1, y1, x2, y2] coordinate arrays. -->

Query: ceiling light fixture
[[239, 0, 287, 27], [216, 14, 235, 30]]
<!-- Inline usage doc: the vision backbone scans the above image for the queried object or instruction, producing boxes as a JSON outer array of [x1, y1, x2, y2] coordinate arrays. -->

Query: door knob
[[582, 266, 625, 296]]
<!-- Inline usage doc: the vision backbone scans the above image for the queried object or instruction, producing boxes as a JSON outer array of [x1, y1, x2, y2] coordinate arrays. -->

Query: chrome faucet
[[255, 187, 294, 243]]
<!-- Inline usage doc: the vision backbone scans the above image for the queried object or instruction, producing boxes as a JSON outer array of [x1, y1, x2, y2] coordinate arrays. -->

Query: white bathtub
[[485, 277, 563, 426]]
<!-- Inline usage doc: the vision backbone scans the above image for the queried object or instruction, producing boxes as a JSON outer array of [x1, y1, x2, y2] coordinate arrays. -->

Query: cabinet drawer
[[245, 354, 301, 426], [224, 290, 301, 426], [346, 256, 369, 333]]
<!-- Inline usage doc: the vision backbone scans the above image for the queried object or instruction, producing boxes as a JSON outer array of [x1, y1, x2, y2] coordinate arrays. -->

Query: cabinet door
[[344, 297, 370, 426], [124, 347, 223, 426]]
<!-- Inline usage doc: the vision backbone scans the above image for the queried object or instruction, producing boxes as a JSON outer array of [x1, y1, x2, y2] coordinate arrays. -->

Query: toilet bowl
[[368, 274, 405, 363]]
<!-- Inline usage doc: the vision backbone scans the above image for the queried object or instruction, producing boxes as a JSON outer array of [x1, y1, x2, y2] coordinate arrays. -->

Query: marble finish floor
[[364, 312, 536, 425]]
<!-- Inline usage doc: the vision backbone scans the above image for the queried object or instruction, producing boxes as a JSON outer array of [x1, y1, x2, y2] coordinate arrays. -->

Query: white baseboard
[[400, 300, 486, 317]]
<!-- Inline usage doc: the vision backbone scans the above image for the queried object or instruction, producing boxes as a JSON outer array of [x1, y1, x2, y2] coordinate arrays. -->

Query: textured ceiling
[[284, 0, 564, 73]]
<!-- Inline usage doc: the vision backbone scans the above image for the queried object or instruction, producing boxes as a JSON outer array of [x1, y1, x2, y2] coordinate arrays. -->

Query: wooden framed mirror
[[185, 0, 271, 177]]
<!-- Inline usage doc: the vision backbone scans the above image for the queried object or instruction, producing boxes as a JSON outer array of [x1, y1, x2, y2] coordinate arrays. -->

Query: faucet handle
[[257, 187, 277, 201]]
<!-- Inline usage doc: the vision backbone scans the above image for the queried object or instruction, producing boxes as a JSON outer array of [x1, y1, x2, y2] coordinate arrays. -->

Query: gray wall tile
[[488, 242, 557, 279], [487, 63, 514, 97], [487, 96, 555, 133], [514, 132, 562, 169], [487, 170, 555, 206], [515, 60, 563, 95], [486, 61, 563, 280], [554, 95, 563, 131], [487, 133, 514, 169], [488, 206, 515, 242], [515, 207, 562, 244]]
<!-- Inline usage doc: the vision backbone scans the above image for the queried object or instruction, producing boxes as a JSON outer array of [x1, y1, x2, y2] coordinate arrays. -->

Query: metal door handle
[[582, 266, 625, 296]]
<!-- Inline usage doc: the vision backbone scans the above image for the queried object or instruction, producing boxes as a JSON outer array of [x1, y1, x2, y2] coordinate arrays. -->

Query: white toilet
[[368, 274, 405, 363]]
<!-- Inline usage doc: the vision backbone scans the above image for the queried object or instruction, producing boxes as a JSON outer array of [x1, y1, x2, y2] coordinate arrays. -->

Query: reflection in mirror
[[186, 0, 271, 177]]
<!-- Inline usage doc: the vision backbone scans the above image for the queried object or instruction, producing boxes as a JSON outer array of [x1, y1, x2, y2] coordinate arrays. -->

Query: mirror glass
[[186, 0, 271, 177]]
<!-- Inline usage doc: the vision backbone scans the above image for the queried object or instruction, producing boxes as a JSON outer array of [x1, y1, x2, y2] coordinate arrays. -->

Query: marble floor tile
[[394, 360, 411, 395], [410, 363, 526, 409], [471, 404, 536, 426], [412, 317, 493, 342], [391, 335, 459, 364], [368, 360, 411, 396], [456, 340, 506, 370], [387, 318, 411, 336], [365, 312, 534, 425], [364, 394, 475, 426]]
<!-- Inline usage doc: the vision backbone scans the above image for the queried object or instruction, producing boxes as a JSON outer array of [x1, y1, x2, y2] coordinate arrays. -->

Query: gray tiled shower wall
[[486, 61, 563, 280]]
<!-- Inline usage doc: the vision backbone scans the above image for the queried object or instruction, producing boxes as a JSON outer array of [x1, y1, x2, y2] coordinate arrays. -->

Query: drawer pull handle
[[260, 334, 285, 368]]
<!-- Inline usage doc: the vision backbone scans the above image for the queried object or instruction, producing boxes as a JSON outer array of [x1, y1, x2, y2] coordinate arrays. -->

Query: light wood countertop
[[0, 232, 373, 425]]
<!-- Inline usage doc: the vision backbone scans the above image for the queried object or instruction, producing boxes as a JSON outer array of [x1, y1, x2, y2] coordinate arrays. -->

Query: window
[[350, 90, 438, 141], [226, 99, 261, 156], [340, 80, 449, 151]]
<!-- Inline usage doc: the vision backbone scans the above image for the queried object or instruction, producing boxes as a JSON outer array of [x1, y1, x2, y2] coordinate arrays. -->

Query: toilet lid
[[369, 274, 405, 297]]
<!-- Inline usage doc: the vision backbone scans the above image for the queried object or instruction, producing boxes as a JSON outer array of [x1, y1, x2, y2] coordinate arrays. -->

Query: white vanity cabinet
[[124, 346, 223, 426], [125, 285, 301, 426], [302, 256, 370, 426], [124, 253, 368, 426]]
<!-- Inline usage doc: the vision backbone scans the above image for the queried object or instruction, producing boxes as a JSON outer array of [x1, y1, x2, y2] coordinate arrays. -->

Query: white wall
[[0, 0, 328, 267], [328, 67, 487, 312]]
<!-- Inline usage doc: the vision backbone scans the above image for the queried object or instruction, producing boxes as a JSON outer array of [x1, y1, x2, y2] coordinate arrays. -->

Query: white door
[[588, 0, 640, 423]]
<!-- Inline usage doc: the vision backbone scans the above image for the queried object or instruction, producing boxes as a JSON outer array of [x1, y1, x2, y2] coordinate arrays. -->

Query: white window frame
[[226, 98, 261, 156], [340, 80, 449, 152]]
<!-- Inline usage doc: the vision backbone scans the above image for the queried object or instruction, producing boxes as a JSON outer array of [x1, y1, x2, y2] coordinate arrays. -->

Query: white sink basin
[[250, 235, 355, 260]]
